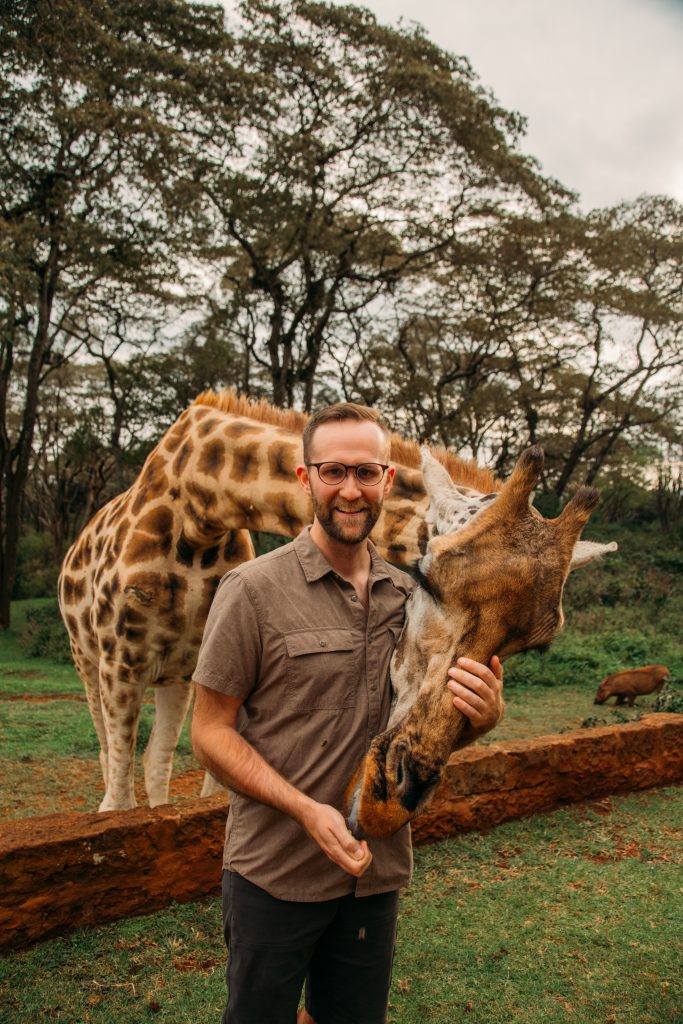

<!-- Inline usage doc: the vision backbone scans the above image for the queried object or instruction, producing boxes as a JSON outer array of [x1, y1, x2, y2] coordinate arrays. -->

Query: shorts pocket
[[284, 627, 356, 710]]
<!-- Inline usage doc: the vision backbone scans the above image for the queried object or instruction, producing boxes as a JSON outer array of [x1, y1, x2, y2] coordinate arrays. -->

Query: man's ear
[[296, 465, 312, 494], [383, 465, 395, 495]]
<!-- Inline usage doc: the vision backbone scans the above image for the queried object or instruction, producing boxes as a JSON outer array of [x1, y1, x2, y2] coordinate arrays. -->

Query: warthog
[[593, 664, 670, 706]]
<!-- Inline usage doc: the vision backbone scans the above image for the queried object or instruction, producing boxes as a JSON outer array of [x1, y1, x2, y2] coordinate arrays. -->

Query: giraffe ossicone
[[344, 446, 617, 840]]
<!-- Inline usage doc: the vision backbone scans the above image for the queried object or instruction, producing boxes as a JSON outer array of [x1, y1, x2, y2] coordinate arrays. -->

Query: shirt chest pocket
[[284, 627, 357, 710]]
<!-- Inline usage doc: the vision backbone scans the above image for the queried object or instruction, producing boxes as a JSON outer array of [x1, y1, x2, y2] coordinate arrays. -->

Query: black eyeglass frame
[[306, 462, 390, 486]]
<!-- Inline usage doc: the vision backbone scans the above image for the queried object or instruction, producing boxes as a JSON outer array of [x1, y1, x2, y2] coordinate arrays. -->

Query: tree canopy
[[2, 0, 682, 620]]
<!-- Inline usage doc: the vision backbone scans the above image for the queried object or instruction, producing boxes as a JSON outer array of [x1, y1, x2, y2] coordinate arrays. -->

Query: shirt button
[[350, 595, 358, 603], [319, 640, 327, 647]]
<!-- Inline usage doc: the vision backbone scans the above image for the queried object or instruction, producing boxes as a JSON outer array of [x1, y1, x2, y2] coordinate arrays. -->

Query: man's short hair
[[302, 403, 391, 463]]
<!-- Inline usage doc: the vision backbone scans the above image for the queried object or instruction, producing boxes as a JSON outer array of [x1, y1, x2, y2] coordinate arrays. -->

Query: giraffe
[[345, 446, 617, 839], [59, 391, 499, 812]]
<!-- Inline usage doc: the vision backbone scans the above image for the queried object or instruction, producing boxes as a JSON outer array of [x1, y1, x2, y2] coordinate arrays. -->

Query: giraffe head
[[345, 445, 617, 839]]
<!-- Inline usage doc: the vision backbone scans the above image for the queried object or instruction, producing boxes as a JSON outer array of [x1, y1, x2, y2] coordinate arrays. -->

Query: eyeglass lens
[[318, 463, 384, 485]]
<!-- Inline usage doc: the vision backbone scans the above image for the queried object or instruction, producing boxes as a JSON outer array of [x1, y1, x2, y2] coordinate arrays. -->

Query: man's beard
[[312, 494, 382, 545]]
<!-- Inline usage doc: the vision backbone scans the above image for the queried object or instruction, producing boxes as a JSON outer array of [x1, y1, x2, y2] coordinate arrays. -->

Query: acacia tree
[[344, 196, 683, 495], [193, 0, 569, 411], [338, 209, 581, 464], [545, 196, 683, 494], [0, 0, 233, 625]]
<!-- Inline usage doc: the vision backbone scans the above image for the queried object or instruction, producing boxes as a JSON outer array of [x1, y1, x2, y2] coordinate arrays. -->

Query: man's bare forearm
[[192, 718, 313, 824]]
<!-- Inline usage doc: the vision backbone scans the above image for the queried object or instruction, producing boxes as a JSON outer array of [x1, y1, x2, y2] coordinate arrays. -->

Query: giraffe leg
[[74, 654, 110, 797], [200, 769, 227, 798], [98, 668, 145, 812], [143, 679, 194, 807]]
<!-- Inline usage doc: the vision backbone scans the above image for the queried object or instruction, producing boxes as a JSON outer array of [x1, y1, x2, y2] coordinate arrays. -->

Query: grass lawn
[[1, 784, 680, 1024]]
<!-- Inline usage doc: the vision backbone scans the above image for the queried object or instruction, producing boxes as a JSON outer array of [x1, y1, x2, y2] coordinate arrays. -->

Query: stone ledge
[[1, 714, 681, 951]]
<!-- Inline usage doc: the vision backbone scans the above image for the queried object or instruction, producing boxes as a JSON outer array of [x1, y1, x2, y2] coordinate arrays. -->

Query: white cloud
[[331, 0, 683, 209]]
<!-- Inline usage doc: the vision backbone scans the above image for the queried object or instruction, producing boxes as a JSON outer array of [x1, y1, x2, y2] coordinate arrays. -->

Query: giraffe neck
[[141, 404, 431, 566]]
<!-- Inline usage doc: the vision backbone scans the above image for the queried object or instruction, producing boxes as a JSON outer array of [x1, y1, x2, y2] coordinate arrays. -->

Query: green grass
[[0, 597, 82, 695], [1, 785, 680, 1024]]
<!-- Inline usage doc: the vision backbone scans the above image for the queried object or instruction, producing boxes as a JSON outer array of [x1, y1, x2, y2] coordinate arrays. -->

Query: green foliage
[[11, 531, 59, 600], [655, 681, 683, 715], [18, 603, 72, 663]]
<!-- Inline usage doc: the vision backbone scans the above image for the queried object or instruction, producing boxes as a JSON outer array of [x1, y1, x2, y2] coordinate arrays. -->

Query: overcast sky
[[327, 0, 683, 211]]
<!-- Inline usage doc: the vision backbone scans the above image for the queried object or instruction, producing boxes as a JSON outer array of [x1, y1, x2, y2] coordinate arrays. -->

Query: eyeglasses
[[307, 462, 389, 487]]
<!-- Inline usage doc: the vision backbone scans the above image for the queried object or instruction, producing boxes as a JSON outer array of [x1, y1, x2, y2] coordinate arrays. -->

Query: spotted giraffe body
[[59, 391, 501, 811]]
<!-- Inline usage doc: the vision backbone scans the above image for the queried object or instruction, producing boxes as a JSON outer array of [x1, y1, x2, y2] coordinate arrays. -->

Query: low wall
[[1, 714, 682, 952]]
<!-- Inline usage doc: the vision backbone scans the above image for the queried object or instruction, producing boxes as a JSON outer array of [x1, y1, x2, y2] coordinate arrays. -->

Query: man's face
[[297, 420, 395, 546]]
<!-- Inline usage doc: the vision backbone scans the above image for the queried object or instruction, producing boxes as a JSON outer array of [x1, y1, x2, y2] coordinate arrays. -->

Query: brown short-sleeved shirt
[[193, 527, 415, 902]]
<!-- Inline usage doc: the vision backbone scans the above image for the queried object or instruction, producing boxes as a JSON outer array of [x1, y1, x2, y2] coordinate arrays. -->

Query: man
[[192, 403, 504, 1024]]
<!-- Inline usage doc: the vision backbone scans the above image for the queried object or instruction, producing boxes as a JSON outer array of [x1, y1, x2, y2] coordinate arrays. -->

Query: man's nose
[[339, 471, 363, 499]]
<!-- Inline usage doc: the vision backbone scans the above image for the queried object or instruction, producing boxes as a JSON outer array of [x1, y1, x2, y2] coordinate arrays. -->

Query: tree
[[0, 0, 232, 625], [191, 0, 569, 411]]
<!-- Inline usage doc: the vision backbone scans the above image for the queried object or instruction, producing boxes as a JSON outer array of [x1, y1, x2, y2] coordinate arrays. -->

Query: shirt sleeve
[[193, 570, 262, 701]]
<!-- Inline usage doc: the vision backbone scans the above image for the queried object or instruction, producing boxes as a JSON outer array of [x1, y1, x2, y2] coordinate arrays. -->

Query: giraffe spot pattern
[[224, 420, 264, 439], [198, 417, 219, 436], [185, 480, 218, 513], [176, 532, 196, 568], [164, 420, 190, 454], [198, 439, 226, 477], [224, 531, 252, 562], [267, 442, 297, 481], [229, 442, 260, 483], [264, 493, 303, 534], [172, 439, 194, 478], [61, 576, 86, 605], [131, 455, 169, 516], [200, 545, 220, 569], [124, 507, 174, 565], [391, 469, 421, 501]]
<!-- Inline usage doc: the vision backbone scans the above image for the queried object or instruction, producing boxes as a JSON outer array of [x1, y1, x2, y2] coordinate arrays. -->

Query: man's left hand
[[447, 655, 504, 746]]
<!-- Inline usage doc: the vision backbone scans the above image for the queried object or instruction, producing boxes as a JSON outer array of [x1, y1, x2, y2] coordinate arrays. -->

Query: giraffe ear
[[569, 539, 618, 571], [420, 447, 457, 501]]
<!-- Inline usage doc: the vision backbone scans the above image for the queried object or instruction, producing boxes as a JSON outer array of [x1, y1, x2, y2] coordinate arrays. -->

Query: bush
[[19, 603, 73, 663], [12, 531, 60, 600], [654, 681, 683, 715]]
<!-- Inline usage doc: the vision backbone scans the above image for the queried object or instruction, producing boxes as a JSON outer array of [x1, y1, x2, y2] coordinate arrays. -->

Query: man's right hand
[[298, 800, 373, 877]]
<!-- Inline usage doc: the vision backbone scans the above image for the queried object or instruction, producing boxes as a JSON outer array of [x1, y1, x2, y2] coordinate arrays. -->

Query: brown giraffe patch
[[172, 439, 194, 478], [176, 531, 196, 569], [200, 575, 223, 617], [114, 517, 131, 549], [164, 418, 191, 454], [223, 420, 263, 439], [60, 576, 86, 605], [124, 507, 174, 564], [267, 441, 299, 480], [185, 480, 218, 514], [95, 598, 114, 628], [198, 438, 226, 477], [264, 492, 305, 536], [229, 442, 260, 483], [391, 468, 423, 502], [130, 454, 169, 516], [224, 531, 251, 561], [198, 417, 219, 437]]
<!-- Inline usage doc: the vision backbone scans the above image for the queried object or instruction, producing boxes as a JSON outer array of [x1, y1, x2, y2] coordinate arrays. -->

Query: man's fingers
[[313, 807, 373, 876]]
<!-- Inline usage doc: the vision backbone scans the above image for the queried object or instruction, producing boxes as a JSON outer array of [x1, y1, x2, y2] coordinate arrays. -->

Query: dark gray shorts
[[221, 870, 399, 1024]]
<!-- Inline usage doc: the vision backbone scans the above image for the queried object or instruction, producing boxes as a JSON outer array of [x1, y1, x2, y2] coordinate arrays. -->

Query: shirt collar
[[294, 526, 401, 588]]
